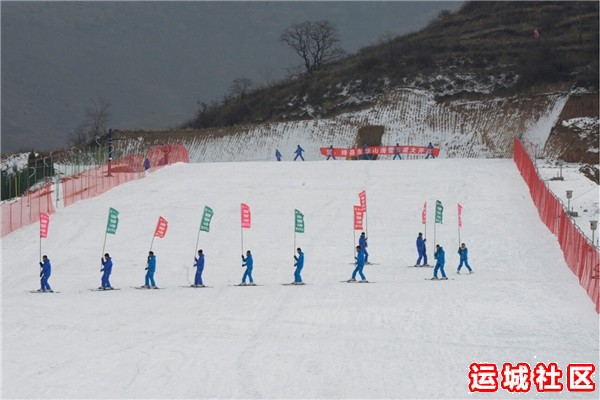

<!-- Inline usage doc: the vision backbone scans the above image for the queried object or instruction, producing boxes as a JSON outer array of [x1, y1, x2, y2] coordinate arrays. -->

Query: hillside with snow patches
[[2, 157, 599, 399], [114, 88, 569, 162]]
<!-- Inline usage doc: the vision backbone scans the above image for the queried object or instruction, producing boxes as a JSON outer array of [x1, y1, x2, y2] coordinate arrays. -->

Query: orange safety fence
[[514, 138, 599, 313], [146, 144, 189, 170], [61, 164, 145, 207], [62, 145, 189, 207], [1, 183, 55, 237]]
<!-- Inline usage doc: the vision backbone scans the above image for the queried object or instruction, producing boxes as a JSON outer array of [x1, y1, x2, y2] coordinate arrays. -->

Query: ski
[[179, 285, 212, 288], [132, 286, 164, 290], [28, 290, 59, 294], [425, 278, 454, 281], [340, 280, 374, 283], [408, 265, 433, 268], [281, 283, 306, 286], [348, 262, 380, 265], [89, 288, 121, 291], [229, 284, 263, 287]]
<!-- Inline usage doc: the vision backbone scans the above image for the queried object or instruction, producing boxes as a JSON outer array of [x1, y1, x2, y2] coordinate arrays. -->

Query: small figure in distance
[[293, 247, 305, 284], [100, 253, 113, 290], [38, 255, 53, 292], [241, 250, 255, 286], [293, 145, 305, 161], [193, 249, 205, 287], [432, 244, 447, 280], [457, 243, 473, 274]]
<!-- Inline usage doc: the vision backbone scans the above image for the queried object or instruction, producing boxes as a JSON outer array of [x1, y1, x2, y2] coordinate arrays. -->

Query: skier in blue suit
[[194, 249, 205, 286], [241, 250, 255, 285], [432, 245, 447, 280], [425, 142, 435, 159], [275, 149, 282, 161], [100, 253, 113, 289], [349, 246, 368, 282], [293, 145, 305, 161], [144, 251, 157, 288], [457, 243, 473, 274], [415, 232, 429, 266], [359, 231, 369, 264], [293, 247, 304, 284], [393, 143, 403, 160], [38, 255, 52, 292]]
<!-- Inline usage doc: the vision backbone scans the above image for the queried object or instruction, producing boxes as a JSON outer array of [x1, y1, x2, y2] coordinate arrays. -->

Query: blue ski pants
[[433, 262, 446, 278], [352, 265, 366, 281], [101, 272, 111, 288], [294, 266, 303, 283], [242, 266, 254, 283], [40, 276, 52, 291], [194, 266, 204, 286], [145, 271, 156, 287], [416, 250, 428, 266], [458, 259, 472, 272]]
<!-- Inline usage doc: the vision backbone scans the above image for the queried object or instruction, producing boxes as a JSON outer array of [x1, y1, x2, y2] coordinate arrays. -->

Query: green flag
[[435, 200, 444, 224], [294, 209, 305, 233], [200, 206, 214, 232], [106, 207, 119, 234]]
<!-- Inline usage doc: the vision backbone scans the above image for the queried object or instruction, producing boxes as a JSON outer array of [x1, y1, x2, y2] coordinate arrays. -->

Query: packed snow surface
[[2, 159, 598, 399]]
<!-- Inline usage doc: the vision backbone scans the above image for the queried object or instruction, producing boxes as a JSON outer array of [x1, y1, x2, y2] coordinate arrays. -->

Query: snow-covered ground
[[2, 159, 598, 399]]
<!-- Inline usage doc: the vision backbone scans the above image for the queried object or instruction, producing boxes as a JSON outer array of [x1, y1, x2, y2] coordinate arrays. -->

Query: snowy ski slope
[[2, 159, 598, 399]]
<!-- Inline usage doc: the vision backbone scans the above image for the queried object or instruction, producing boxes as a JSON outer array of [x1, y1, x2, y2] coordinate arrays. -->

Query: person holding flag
[[348, 245, 368, 282], [432, 244, 447, 280], [358, 231, 369, 264], [144, 251, 158, 288], [293, 247, 305, 284], [38, 255, 53, 292], [100, 253, 113, 289], [415, 232, 429, 267], [457, 243, 473, 274], [241, 250, 255, 285], [193, 249, 205, 287]]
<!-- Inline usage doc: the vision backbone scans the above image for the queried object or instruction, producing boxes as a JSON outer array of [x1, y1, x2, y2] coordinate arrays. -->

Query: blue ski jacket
[[294, 146, 304, 156], [416, 236, 426, 252], [458, 247, 468, 261], [41, 258, 51, 277], [295, 252, 304, 268], [355, 251, 366, 268], [434, 247, 445, 264], [101, 257, 113, 274], [359, 235, 368, 251], [195, 254, 205, 269], [242, 254, 253, 268], [147, 255, 156, 272]]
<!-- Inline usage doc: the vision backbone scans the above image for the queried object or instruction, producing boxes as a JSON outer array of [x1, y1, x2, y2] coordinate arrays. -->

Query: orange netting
[[62, 145, 189, 207], [514, 138, 599, 313], [1, 183, 55, 237]]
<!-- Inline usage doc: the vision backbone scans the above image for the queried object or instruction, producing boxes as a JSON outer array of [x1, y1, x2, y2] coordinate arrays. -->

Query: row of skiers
[[35, 232, 473, 291], [415, 232, 474, 279]]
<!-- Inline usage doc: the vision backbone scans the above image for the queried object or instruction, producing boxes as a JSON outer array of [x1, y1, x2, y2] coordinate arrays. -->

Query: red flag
[[40, 213, 50, 238], [353, 205, 364, 230], [154, 216, 168, 238], [358, 190, 367, 212], [241, 203, 251, 229], [458, 203, 463, 228], [421, 202, 427, 225]]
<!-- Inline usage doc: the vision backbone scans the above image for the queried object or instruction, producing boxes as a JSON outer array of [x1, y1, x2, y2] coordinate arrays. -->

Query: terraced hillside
[[114, 88, 578, 163]]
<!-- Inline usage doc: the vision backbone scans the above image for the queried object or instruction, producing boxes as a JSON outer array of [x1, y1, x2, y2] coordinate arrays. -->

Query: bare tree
[[68, 97, 111, 146], [280, 20, 345, 74], [229, 77, 253, 100]]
